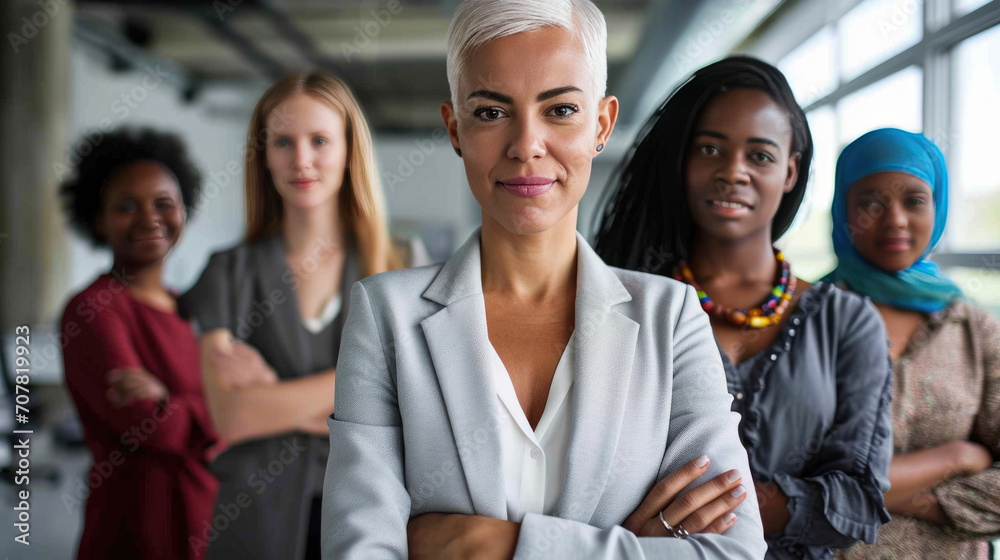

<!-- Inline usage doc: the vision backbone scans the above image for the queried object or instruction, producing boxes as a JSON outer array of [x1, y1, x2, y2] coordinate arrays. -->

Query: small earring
[[596, 144, 604, 152]]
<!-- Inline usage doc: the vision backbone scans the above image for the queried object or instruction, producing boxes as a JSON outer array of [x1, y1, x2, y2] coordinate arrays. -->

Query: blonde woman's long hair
[[244, 72, 397, 276]]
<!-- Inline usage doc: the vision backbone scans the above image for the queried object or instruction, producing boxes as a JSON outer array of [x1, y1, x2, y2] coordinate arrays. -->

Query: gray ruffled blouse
[[719, 282, 894, 560]]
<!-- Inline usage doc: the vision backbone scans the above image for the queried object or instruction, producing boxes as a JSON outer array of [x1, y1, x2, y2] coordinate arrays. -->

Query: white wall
[[372, 133, 478, 256], [64, 44, 254, 305]]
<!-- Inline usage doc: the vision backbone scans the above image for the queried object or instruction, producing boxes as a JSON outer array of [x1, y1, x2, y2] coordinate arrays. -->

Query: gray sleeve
[[180, 249, 235, 334], [772, 296, 893, 549], [322, 281, 408, 559], [513, 285, 767, 559]]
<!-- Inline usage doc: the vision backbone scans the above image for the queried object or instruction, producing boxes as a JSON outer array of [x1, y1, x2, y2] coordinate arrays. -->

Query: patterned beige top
[[838, 300, 1000, 560]]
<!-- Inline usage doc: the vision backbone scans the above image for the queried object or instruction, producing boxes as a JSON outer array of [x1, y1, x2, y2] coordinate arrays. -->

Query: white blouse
[[489, 333, 575, 522], [302, 292, 342, 334]]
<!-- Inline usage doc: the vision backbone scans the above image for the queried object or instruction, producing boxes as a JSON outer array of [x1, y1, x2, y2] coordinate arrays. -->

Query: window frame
[[745, 0, 1000, 260]]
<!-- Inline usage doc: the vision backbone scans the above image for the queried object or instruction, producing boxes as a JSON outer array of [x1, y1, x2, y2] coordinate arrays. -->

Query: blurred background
[[0, 0, 998, 557]]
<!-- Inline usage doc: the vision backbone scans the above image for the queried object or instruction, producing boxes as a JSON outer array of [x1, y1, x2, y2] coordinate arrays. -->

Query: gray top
[[180, 233, 356, 560], [720, 282, 894, 560]]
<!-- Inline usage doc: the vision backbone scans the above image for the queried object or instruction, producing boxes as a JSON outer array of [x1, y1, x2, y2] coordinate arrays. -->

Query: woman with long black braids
[[595, 56, 894, 559]]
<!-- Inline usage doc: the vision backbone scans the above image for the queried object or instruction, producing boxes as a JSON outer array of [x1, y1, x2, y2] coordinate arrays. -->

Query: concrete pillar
[[0, 0, 72, 329]]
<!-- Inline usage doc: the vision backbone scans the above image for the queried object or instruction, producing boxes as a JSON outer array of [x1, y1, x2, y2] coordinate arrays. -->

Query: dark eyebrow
[[537, 86, 583, 101], [692, 130, 782, 152], [467, 90, 513, 104], [466, 86, 584, 105], [693, 130, 727, 140], [747, 137, 781, 150]]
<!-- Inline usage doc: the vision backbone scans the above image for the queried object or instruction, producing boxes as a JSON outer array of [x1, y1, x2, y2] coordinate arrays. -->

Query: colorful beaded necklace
[[674, 249, 796, 328]]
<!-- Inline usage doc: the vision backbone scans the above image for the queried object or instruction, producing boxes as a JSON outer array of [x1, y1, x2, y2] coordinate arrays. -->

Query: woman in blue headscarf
[[827, 128, 1000, 560]]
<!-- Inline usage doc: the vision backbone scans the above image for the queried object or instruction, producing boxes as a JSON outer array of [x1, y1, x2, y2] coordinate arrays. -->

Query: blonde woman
[[181, 72, 396, 560]]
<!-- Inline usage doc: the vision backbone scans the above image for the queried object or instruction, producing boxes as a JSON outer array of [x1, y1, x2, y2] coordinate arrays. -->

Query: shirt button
[[788, 328, 796, 336], [530, 448, 542, 460], [735, 392, 744, 400], [792, 318, 800, 325], [770, 354, 777, 361]]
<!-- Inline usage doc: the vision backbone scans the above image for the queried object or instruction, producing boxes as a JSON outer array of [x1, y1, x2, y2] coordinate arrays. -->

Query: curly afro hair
[[60, 127, 202, 246]]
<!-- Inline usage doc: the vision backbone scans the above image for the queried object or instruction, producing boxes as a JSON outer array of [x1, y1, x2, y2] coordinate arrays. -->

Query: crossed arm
[[197, 329, 336, 444], [883, 309, 1000, 531], [324, 282, 766, 559], [406, 457, 750, 559]]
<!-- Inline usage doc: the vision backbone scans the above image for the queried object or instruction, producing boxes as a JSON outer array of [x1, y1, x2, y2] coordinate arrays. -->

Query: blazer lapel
[[556, 234, 639, 522], [257, 235, 312, 375], [419, 231, 507, 519]]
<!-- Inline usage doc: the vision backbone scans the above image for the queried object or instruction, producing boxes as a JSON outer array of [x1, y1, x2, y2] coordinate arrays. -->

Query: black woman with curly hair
[[595, 57, 894, 559], [58, 127, 219, 560]]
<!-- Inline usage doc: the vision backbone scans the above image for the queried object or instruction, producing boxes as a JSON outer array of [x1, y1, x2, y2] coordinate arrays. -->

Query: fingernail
[[726, 469, 741, 483], [723, 512, 736, 524], [694, 455, 709, 467], [731, 485, 746, 498]]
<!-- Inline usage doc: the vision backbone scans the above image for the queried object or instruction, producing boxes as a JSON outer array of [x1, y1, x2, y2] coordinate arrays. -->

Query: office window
[[838, 0, 924, 80], [954, 0, 991, 16], [806, 106, 838, 213], [950, 24, 1000, 251], [780, 26, 838, 107], [947, 266, 1000, 315], [836, 65, 923, 144], [749, 0, 999, 294], [778, 106, 838, 280]]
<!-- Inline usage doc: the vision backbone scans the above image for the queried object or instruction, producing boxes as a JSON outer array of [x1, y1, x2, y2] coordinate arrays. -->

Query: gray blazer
[[323, 231, 767, 559]]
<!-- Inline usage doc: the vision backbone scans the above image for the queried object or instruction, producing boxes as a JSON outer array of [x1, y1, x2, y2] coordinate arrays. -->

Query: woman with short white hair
[[323, 1, 767, 557]]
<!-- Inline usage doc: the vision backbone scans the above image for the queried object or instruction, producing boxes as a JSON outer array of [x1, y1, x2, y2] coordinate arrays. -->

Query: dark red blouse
[[61, 274, 219, 560]]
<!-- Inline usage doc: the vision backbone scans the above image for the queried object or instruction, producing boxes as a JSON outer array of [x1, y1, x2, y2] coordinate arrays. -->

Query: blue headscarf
[[823, 128, 962, 313]]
